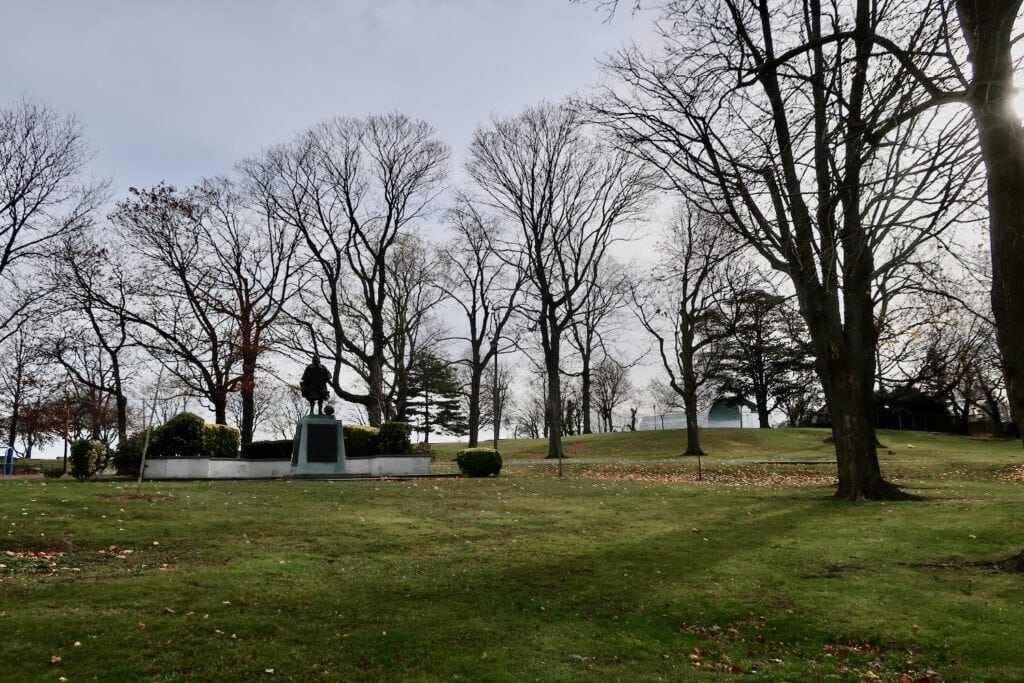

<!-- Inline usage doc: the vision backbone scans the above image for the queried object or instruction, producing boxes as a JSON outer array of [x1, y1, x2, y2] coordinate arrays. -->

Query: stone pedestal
[[290, 415, 347, 477]]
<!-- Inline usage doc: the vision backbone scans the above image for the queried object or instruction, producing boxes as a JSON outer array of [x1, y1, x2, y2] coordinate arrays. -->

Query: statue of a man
[[300, 353, 332, 415]]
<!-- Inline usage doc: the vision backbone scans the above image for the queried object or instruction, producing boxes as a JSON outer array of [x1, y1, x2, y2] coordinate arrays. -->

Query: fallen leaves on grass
[[999, 465, 1024, 481], [4, 549, 63, 560], [95, 493, 172, 502], [676, 614, 946, 681], [583, 471, 835, 487]]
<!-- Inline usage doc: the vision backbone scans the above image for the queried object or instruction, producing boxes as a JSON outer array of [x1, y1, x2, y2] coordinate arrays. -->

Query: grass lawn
[[2, 428, 1023, 681]]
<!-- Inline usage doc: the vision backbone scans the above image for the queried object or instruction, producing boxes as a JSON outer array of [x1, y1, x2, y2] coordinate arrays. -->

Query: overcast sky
[[3, 0, 659, 197]]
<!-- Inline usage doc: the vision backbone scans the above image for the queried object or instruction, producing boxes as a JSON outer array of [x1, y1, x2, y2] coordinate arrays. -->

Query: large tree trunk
[[680, 351, 705, 457], [239, 354, 257, 447], [755, 390, 770, 429], [957, 0, 1024, 445], [366, 353, 385, 427], [542, 319, 565, 460], [212, 390, 228, 427], [467, 360, 482, 448], [826, 372, 908, 500], [6, 407, 18, 452]]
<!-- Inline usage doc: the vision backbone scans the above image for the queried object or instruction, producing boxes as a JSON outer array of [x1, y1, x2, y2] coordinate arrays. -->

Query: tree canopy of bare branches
[[0, 100, 105, 341], [467, 101, 651, 460], [596, 0, 978, 499], [242, 112, 449, 426]]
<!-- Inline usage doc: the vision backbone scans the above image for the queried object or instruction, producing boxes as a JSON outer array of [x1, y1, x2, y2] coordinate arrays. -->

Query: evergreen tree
[[407, 352, 467, 443], [715, 291, 815, 428]]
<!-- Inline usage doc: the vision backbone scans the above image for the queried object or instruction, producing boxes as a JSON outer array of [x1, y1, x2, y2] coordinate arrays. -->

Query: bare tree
[[596, 0, 976, 498], [591, 356, 632, 432], [49, 234, 135, 446], [264, 381, 309, 440], [955, 1, 1024, 441], [197, 177, 299, 445], [383, 233, 448, 423], [467, 101, 651, 460], [567, 259, 632, 433], [1, 327, 52, 453], [110, 180, 297, 445], [633, 207, 742, 455], [440, 199, 523, 446], [0, 99, 105, 340], [243, 113, 448, 426]]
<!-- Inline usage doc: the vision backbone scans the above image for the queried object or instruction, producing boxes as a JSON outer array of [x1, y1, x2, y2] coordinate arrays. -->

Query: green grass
[[2, 428, 1023, 681], [434, 427, 1024, 464]]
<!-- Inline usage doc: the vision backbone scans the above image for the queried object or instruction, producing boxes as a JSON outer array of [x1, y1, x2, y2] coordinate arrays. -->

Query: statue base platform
[[290, 414, 347, 477]]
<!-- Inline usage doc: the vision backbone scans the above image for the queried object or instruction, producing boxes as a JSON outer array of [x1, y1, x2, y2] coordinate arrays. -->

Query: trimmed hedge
[[70, 439, 108, 480], [456, 447, 502, 477], [150, 412, 205, 458], [203, 423, 240, 459], [379, 421, 412, 455], [343, 425, 379, 458], [242, 439, 293, 460]]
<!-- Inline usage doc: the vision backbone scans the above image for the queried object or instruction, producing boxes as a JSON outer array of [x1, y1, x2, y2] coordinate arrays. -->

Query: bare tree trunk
[[467, 359, 483, 448], [957, 0, 1024, 444], [239, 356, 257, 446], [827, 372, 905, 500], [681, 354, 705, 457], [756, 394, 770, 429], [543, 322, 565, 460], [580, 351, 593, 434]]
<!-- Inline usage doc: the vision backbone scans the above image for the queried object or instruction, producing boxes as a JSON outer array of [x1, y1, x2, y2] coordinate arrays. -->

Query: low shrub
[[70, 439, 108, 480], [410, 441, 434, 456], [150, 412, 205, 458], [42, 466, 65, 479], [203, 424, 240, 459], [456, 447, 502, 477], [343, 424, 380, 458], [242, 439, 294, 460], [379, 421, 412, 454]]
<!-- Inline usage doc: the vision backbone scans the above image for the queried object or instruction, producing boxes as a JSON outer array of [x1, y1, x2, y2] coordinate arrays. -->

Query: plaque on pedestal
[[290, 415, 347, 477]]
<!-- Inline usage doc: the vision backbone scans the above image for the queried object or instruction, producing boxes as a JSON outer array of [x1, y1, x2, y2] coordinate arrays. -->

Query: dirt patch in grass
[[95, 493, 173, 502]]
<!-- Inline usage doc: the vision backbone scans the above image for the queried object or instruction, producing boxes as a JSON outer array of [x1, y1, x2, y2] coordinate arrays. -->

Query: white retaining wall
[[143, 456, 430, 480]]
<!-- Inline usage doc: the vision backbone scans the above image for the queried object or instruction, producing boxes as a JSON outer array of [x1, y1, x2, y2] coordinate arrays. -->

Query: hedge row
[[113, 412, 241, 476], [239, 423, 413, 461], [113, 414, 412, 475]]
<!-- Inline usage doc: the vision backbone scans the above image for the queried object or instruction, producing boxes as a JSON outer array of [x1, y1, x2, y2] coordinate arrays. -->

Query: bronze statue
[[300, 354, 332, 415]]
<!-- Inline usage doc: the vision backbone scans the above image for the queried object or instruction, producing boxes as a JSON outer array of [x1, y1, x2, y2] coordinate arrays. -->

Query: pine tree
[[406, 352, 468, 443]]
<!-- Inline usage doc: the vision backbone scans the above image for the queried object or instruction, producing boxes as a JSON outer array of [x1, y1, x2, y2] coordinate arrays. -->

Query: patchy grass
[[2, 430, 1023, 681]]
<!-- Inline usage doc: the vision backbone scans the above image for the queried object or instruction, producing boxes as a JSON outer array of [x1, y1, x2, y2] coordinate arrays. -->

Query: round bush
[[203, 423, 240, 459], [456, 447, 502, 477], [150, 412, 205, 458], [70, 439, 108, 480]]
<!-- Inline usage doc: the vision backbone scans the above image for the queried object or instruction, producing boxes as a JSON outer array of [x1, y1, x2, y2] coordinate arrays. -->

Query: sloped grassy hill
[[432, 427, 1023, 463]]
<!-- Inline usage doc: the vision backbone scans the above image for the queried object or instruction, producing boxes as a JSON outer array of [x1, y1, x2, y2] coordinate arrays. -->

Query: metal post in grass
[[491, 324, 499, 452], [136, 369, 164, 494]]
